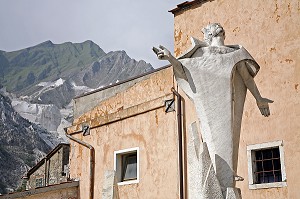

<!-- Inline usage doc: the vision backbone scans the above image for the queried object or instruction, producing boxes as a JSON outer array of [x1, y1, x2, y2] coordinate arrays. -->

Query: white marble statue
[[154, 23, 273, 198]]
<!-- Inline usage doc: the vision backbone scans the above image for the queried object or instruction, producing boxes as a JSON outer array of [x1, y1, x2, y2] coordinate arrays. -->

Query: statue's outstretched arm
[[153, 45, 186, 79], [237, 62, 273, 117]]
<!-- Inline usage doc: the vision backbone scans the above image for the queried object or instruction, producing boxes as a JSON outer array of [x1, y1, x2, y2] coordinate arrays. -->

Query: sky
[[0, 0, 185, 68]]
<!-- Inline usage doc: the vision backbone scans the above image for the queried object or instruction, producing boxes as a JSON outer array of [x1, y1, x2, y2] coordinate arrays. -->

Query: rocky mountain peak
[[0, 40, 154, 193], [36, 40, 54, 48]]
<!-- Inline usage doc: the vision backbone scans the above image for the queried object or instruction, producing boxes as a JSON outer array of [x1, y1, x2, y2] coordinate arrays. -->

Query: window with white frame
[[247, 140, 287, 189], [114, 147, 139, 185]]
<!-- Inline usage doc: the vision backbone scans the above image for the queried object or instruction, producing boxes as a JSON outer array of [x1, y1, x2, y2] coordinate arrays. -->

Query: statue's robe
[[176, 38, 260, 190]]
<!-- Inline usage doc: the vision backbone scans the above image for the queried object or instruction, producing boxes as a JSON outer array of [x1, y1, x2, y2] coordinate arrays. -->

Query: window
[[35, 178, 43, 187], [247, 141, 287, 189], [121, 153, 137, 181], [114, 147, 139, 185]]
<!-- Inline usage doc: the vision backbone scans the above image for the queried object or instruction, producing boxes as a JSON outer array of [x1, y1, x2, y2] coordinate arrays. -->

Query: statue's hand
[[256, 98, 274, 117], [153, 45, 171, 60]]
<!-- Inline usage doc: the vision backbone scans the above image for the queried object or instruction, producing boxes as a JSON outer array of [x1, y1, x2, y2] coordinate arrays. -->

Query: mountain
[[72, 50, 153, 89], [0, 92, 53, 194], [0, 40, 153, 137], [0, 41, 153, 193], [0, 40, 153, 96], [0, 40, 106, 94], [0, 41, 153, 107]]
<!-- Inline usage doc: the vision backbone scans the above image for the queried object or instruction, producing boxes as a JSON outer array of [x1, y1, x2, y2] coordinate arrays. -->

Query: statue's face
[[202, 23, 225, 45], [216, 29, 225, 41]]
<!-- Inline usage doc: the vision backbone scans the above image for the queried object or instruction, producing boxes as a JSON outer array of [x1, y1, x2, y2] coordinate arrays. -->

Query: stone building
[[65, 0, 299, 198], [25, 143, 70, 189], [0, 144, 76, 199]]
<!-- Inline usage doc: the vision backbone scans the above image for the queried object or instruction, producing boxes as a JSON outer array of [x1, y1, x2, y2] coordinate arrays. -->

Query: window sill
[[117, 179, 139, 186], [249, 181, 287, 189]]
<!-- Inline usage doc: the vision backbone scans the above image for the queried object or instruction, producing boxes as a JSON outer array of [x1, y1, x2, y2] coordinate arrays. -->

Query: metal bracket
[[165, 99, 175, 113], [82, 124, 90, 136]]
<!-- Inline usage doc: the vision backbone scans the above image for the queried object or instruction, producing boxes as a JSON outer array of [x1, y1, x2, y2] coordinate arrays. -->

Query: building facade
[[66, 67, 198, 199], [170, 0, 300, 198], [25, 143, 70, 189], [65, 0, 299, 198]]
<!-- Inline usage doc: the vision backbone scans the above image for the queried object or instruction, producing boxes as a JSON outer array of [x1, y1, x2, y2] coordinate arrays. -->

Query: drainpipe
[[172, 88, 185, 199], [64, 128, 95, 199]]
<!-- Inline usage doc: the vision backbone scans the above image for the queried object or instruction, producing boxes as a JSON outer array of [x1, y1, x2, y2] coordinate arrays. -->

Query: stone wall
[[47, 146, 69, 185], [27, 164, 45, 189], [27, 144, 69, 189]]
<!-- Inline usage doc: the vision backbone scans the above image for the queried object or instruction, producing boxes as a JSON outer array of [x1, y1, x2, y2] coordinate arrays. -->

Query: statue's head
[[202, 23, 225, 45]]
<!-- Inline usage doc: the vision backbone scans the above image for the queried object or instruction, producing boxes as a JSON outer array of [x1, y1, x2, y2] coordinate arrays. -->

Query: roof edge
[[74, 65, 171, 99], [169, 0, 209, 14], [26, 143, 70, 177], [0, 181, 79, 198]]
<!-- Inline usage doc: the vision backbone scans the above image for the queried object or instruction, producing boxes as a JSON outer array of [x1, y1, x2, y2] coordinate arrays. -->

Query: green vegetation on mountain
[[0, 40, 153, 193], [0, 40, 106, 93]]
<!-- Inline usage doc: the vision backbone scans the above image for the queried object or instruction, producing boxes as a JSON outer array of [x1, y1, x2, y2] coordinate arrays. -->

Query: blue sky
[[0, 0, 184, 68]]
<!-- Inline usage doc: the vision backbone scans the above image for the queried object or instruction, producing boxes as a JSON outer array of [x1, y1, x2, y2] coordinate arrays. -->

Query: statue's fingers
[[158, 54, 165, 60], [259, 108, 264, 116], [266, 108, 270, 116], [261, 108, 267, 117], [159, 45, 167, 50], [261, 109, 266, 116], [266, 98, 274, 103], [261, 109, 265, 117], [263, 109, 268, 117], [158, 53, 165, 58], [152, 47, 160, 55], [263, 108, 267, 117], [157, 50, 164, 55]]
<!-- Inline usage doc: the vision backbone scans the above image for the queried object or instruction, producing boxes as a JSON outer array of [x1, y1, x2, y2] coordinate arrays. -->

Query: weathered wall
[[68, 67, 181, 199], [172, 0, 300, 198], [24, 186, 77, 199], [0, 181, 79, 199], [27, 145, 69, 189], [28, 164, 45, 189], [47, 146, 68, 185]]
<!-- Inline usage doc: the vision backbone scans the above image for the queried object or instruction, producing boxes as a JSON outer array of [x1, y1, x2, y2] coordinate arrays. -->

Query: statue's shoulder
[[227, 45, 255, 58], [227, 45, 261, 77], [177, 38, 248, 59], [177, 37, 208, 59], [226, 44, 241, 50]]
